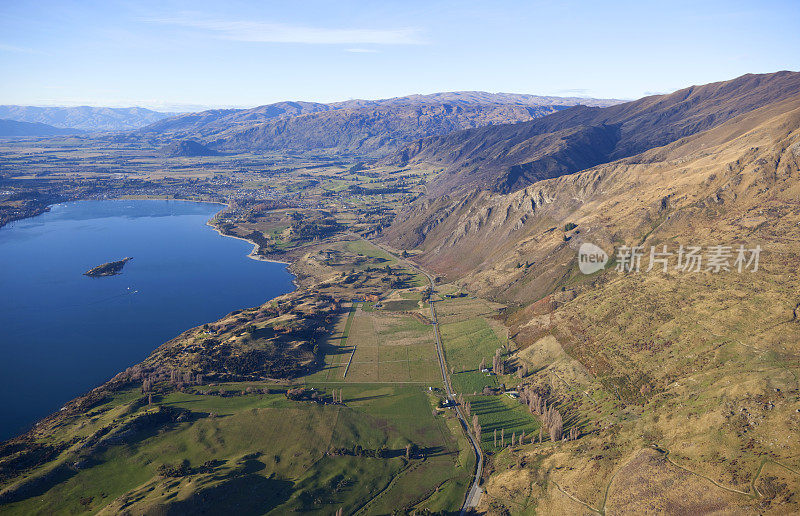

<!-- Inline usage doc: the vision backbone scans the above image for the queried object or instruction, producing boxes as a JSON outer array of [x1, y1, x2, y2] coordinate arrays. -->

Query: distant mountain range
[[0, 118, 82, 137], [133, 92, 623, 157], [1, 93, 624, 153], [158, 139, 220, 157], [0, 106, 176, 132]]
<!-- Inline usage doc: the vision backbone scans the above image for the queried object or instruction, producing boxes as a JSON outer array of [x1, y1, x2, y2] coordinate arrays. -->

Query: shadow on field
[[157, 475, 293, 515], [345, 393, 391, 403], [0, 464, 77, 504], [470, 397, 539, 433], [419, 445, 448, 458]]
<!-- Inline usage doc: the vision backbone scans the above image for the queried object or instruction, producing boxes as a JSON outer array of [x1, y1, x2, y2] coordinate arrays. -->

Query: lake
[[0, 200, 295, 440]]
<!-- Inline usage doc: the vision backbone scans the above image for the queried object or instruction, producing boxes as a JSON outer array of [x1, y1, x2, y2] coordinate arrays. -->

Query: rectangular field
[[467, 395, 541, 452], [303, 303, 356, 382], [434, 297, 503, 325], [439, 317, 504, 375], [307, 304, 442, 384]]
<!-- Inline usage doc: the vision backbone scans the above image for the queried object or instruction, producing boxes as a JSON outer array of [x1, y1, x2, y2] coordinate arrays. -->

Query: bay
[[0, 200, 294, 440]]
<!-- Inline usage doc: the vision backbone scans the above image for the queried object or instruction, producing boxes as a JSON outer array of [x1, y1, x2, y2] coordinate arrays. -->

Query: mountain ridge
[[0, 118, 83, 137], [383, 71, 800, 302], [387, 71, 800, 195], [133, 92, 623, 157], [0, 106, 176, 132]]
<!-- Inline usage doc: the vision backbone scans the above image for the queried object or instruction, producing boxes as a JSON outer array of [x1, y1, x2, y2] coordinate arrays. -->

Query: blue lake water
[[0, 200, 295, 440]]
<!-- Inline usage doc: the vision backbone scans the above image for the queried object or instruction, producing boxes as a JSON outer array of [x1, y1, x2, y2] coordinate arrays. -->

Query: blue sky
[[1, 0, 798, 110]]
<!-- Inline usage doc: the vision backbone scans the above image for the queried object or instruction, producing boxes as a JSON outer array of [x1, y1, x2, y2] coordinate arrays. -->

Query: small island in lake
[[84, 257, 133, 277]]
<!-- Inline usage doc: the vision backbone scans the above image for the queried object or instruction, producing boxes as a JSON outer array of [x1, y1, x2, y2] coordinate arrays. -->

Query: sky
[[1, 0, 799, 111]]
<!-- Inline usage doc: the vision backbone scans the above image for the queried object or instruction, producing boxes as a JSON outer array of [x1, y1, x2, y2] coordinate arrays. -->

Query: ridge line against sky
[[1, 0, 799, 111]]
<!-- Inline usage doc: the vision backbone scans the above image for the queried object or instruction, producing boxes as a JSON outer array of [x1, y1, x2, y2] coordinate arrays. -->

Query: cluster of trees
[[328, 444, 390, 458], [421, 287, 432, 302], [287, 387, 340, 405], [346, 184, 409, 195], [141, 378, 153, 393], [141, 369, 204, 393], [492, 349, 506, 375], [198, 386, 276, 397], [519, 388, 579, 443], [472, 415, 482, 442], [482, 353, 526, 378], [286, 387, 309, 400], [170, 369, 203, 386], [542, 405, 563, 442], [289, 217, 341, 240], [224, 349, 281, 376], [456, 393, 471, 417], [493, 427, 529, 447]]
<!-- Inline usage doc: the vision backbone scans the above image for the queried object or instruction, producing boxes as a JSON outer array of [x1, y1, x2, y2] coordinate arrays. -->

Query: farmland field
[[305, 303, 441, 384], [451, 370, 498, 394], [344, 306, 441, 383], [467, 395, 541, 452], [383, 299, 423, 311], [435, 297, 508, 391], [435, 297, 504, 325], [439, 318, 504, 377], [303, 303, 356, 383]]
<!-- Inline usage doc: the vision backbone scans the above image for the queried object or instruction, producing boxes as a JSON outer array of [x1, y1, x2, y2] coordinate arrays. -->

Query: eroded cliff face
[[385, 95, 800, 305]]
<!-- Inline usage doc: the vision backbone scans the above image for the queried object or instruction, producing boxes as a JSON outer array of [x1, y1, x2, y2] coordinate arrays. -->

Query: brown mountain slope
[[388, 71, 800, 195], [138, 101, 330, 137], [384, 81, 800, 514], [134, 92, 621, 157], [207, 103, 564, 157], [385, 93, 800, 302]]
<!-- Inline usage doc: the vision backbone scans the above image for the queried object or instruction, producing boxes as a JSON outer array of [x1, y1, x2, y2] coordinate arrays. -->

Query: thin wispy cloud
[[0, 43, 42, 54], [346, 48, 380, 53], [145, 15, 425, 45]]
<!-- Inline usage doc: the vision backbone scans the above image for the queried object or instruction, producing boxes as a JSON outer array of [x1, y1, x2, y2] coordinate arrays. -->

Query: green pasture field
[[1, 384, 470, 515], [467, 395, 541, 453]]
